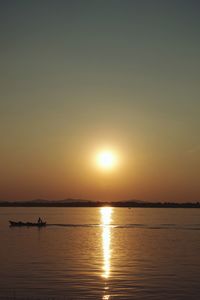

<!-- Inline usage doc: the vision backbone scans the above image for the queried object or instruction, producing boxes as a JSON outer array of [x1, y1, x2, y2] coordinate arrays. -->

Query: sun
[[96, 150, 117, 170]]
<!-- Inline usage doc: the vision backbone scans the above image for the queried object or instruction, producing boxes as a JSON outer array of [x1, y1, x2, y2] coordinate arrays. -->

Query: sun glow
[[96, 150, 117, 171]]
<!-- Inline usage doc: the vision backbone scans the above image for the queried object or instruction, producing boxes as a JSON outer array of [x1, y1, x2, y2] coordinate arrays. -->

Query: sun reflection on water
[[101, 207, 113, 279], [102, 295, 110, 300]]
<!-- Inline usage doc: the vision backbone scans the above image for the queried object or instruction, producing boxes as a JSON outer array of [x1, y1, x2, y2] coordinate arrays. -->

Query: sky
[[0, 0, 200, 202]]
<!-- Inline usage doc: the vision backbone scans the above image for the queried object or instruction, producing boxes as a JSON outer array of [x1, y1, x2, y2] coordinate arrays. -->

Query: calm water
[[0, 207, 200, 300]]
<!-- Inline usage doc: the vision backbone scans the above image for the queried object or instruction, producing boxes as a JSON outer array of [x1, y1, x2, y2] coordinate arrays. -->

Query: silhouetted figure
[[38, 217, 42, 224]]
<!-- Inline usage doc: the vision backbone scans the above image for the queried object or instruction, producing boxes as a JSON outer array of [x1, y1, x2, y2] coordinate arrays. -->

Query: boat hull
[[9, 221, 46, 227]]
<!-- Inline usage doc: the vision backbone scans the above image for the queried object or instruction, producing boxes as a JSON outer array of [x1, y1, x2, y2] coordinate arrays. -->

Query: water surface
[[0, 207, 199, 299]]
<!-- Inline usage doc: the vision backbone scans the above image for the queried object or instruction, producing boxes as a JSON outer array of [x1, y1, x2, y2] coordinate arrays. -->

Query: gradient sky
[[0, 0, 200, 202]]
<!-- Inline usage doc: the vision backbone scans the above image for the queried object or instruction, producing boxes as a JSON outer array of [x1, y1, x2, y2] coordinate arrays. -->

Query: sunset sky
[[0, 0, 200, 202]]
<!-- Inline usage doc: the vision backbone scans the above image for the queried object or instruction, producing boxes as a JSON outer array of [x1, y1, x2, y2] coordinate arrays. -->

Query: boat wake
[[47, 223, 200, 230]]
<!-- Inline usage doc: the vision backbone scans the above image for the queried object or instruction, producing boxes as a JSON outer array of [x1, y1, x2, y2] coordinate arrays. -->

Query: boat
[[9, 220, 46, 227]]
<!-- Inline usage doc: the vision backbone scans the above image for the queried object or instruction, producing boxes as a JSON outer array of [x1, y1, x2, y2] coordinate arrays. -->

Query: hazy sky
[[0, 0, 200, 202]]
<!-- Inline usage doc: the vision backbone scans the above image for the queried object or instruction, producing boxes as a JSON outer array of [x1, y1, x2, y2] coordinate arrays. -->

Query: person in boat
[[38, 217, 43, 224]]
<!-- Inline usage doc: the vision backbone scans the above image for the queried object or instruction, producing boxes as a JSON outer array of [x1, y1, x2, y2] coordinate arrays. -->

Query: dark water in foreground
[[0, 207, 200, 299]]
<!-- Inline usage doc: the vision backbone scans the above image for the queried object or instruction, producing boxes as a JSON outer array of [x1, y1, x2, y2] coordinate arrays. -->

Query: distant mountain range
[[0, 198, 199, 208], [0, 198, 147, 204]]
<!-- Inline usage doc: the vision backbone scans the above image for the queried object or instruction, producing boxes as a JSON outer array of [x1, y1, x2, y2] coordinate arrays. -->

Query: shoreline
[[0, 202, 200, 208]]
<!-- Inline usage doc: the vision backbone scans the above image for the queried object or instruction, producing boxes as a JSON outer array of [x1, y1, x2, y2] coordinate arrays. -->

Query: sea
[[0, 207, 200, 299]]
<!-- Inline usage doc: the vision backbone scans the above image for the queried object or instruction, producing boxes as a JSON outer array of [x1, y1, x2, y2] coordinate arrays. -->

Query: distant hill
[[0, 199, 199, 208]]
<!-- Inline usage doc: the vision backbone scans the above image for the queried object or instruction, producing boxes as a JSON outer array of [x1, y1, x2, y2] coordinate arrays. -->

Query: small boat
[[9, 220, 46, 227]]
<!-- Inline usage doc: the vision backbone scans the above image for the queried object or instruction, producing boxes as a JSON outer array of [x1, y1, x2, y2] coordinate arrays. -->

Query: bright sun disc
[[97, 151, 117, 170]]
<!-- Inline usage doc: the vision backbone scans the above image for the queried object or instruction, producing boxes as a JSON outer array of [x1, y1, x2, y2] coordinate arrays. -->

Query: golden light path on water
[[100, 207, 113, 280]]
